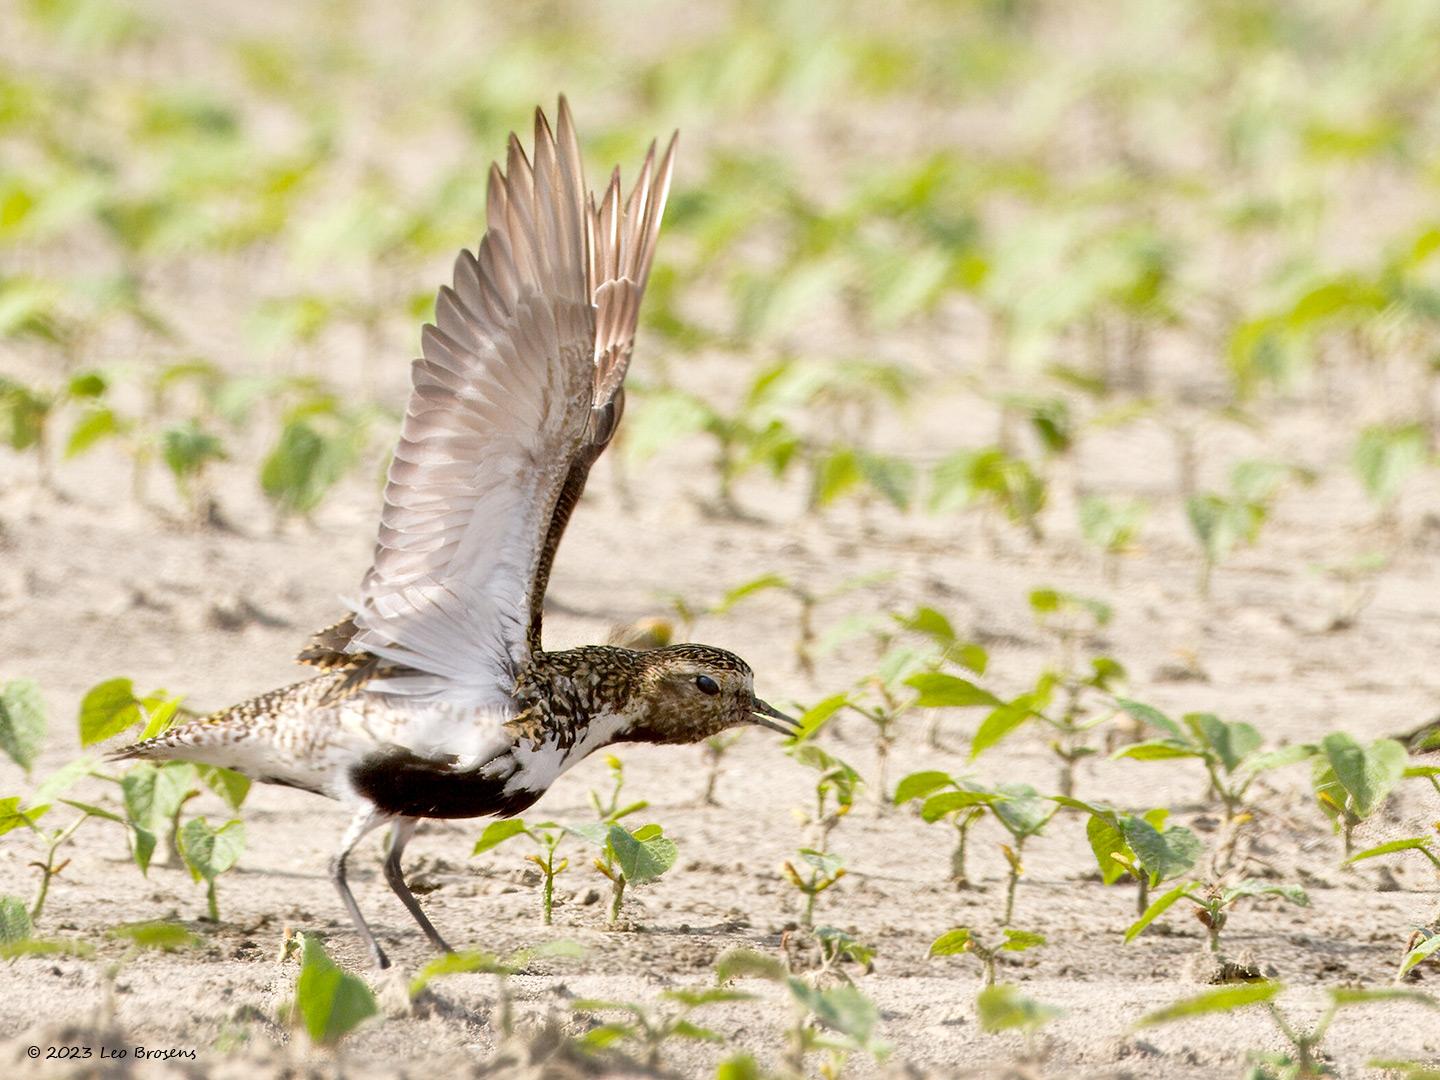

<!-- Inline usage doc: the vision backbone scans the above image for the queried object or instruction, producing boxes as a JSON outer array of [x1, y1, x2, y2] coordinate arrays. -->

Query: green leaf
[[1115, 699, 1184, 739], [161, 421, 225, 480], [408, 949, 515, 997], [991, 784, 1054, 839], [1221, 880, 1309, 907], [1322, 733, 1406, 817], [607, 824, 677, 885], [1399, 934, 1440, 977], [715, 948, 787, 983], [1136, 981, 1282, 1026], [197, 765, 250, 811], [893, 770, 952, 805], [0, 796, 47, 837], [294, 933, 378, 1046], [1329, 987, 1438, 1008], [0, 679, 45, 771], [1121, 817, 1202, 884], [919, 788, 998, 822], [976, 984, 1062, 1034], [1353, 424, 1428, 507], [0, 895, 32, 944], [1085, 813, 1130, 885], [30, 757, 95, 804], [1185, 714, 1261, 773], [65, 407, 120, 458], [1113, 739, 1201, 762], [58, 798, 125, 824], [178, 817, 245, 883], [714, 573, 788, 613], [1125, 882, 1196, 943], [109, 921, 199, 951], [473, 818, 528, 855], [78, 678, 140, 746], [0, 937, 95, 959], [785, 980, 882, 1046], [970, 701, 1035, 759], [928, 928, 973, 957], [662, 987, 756, 1008], [905, 673, 1001, 709], [1000, 929, 1046, 952], [1348, 837, 1435, 863]]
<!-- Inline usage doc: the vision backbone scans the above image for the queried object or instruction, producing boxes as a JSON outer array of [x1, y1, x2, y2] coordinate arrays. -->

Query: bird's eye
[[695, 674, 720, 696]]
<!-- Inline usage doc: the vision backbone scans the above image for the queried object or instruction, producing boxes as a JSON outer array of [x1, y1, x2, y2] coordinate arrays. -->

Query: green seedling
[[1138, 982, 1437, 1080], [588, 755, 648, 824], [893, 771, 999, 889], [1, 793, 133, 923], [1058, 798, 1202, 915], [1309, 732, 1407, 859], [975, 984, 1063, 1058], [575, 987, 753, 1069], [929, 445, 1047, 544], [409, 941, 582, 1034], [783, 850, 846, 930], [787, 727, 860, 853], [929, 927, 1045, 986], [1078, 494, 1148, 583], [1185, 460, 1308, 598], [0, 371, 108, 490], [991, 785, 1055, 925], [700, 731, 741, 805], [1353, 423, 1428, 529], [1127, 879, 1309, 953], [285, 932, 377, 1048], [715, 948, 888, 1076], [473, 818, 569, 924], [1397, 927, 1440, 982], [1113, 700, 1309, 870], [807, 926, 876, 985], [570, 821, 678, 927], [0, 678, 46, 773], [178, 816, 245, 921]]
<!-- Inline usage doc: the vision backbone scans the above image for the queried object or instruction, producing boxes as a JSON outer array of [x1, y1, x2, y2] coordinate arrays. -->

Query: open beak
[[749, 698, 802, 737]]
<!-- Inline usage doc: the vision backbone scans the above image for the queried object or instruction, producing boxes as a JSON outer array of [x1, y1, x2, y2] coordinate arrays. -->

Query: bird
[[108, 98, 799, 969]]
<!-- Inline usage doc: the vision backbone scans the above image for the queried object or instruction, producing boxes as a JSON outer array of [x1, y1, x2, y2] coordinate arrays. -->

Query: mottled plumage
[[108, 100, 795, 969]]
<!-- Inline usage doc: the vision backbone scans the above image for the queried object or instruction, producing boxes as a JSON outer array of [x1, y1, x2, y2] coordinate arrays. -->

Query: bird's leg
[[331, 808, 391, 969], [383, 818, 454, 956]]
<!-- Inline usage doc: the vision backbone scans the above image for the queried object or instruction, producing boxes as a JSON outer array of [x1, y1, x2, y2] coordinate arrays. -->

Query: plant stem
[[31, 815, 86, 922], [608, 876, 626, 926], [951, 819, 971, 888]]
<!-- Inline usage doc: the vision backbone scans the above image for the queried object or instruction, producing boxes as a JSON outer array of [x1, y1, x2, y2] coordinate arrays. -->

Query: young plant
[[715, 948, 888, 1076], [1138, 982, 1437, 1080], [473, 818, 570, 924], [991, 785, 1056, 926], [783, 850, 846, 930], [409, 941, 583, 1034], [575, 987, 752, 1069], [1347, 825, 1440, 878], [929, 927, 1045, 986], [1113, 701, 1310, 870], [975, 983, 1063, 1054], [178, 816, 246, 921], [787, 724, 860, 853], [1352, 423, 1428, 530], [893, 771, 998, 889], [1078, 494, 1148, 583], [1309, 732, 1407, 859], [1059, 798, 1202, 915], [1127, 879, 1309, 954], [929, 445, 1048, 545], [572, 821, 678, 927]]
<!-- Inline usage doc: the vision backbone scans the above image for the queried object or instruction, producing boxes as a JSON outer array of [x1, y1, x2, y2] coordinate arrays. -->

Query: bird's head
[[618, 643, 798, 745]]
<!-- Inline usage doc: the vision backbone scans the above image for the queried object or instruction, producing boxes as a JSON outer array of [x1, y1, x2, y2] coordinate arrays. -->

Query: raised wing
[[321, 100, 674, 706], [526, 135, 676, 650]]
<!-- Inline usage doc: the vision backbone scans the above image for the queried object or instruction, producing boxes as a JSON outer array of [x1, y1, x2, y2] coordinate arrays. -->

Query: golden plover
[[110, 99, 797, 968]]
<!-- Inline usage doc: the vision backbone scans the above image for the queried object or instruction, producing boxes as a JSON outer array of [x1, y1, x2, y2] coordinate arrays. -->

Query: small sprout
[[1353, 423, 1428, 528], [975, 983, 1063, 1036], [589, 755, 647, 823], [894, 771, 998, 888], [288, 933, 378, 1048], [575, 986, 752, 1069], [783, 850, 846, 929], [1058, 798, 1202, 915], [1398, 928, 1440, 982], [929, 926, 1045, 986], [473, 818, 569, 924], [571, 821, 677, 927], [788, 738, 860, 852], [990, 784, 1056, 925], [1127, 880, 1309, 953], [1077, 495, 1147, 582], [1139, 982, 1438, 1080]]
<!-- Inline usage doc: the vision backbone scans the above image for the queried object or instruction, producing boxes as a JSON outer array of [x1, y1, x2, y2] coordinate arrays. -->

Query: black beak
[[749, 698, 801, 737]]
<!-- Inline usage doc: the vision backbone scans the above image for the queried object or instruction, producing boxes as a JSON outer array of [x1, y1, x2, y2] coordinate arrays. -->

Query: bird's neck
[[512, 645, 647, 746]]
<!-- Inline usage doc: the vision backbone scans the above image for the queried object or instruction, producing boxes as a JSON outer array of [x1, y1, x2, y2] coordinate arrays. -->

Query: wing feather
[[304, 99, 677, 700]]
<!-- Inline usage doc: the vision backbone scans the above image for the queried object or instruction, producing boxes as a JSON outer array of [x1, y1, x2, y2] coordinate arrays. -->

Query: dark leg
[[331, 808, 391, 969], [384, 818, 454, 955]]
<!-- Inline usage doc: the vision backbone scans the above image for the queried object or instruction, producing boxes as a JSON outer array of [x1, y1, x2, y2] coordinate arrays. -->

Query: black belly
[[349, 746, 543, 820]]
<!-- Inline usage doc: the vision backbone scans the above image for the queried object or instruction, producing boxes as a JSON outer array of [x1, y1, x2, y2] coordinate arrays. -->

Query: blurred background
[[4, 0, 1440, 541]]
